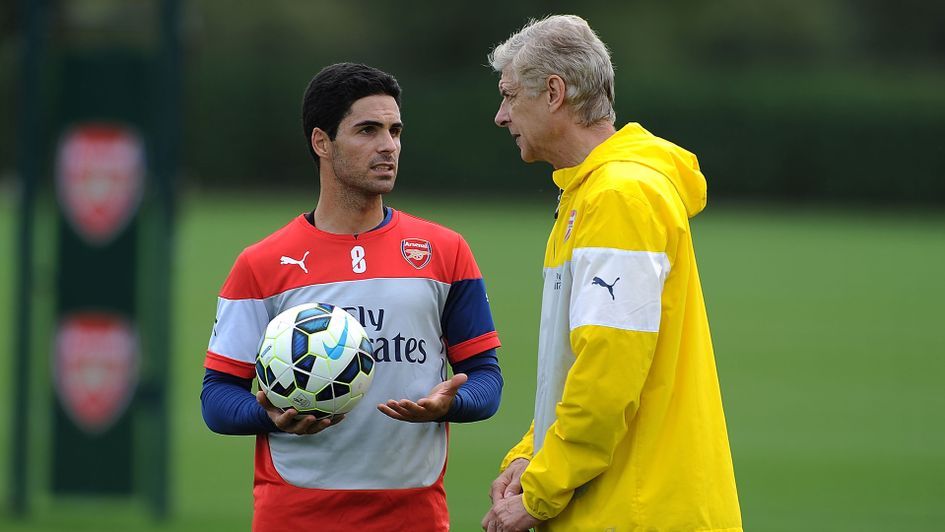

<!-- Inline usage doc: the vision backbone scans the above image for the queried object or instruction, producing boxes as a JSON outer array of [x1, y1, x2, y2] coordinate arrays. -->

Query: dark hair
[[301, 63, 402, 161]]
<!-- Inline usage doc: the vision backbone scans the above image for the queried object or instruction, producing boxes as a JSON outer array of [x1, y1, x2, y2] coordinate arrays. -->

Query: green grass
[[1, 190, 944, 531]]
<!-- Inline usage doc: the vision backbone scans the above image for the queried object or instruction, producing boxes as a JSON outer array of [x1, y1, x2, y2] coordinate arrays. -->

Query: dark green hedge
[[628, 73, 945, 203]]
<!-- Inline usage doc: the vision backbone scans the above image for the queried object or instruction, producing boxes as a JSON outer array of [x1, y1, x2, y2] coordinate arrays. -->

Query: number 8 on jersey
[[351, 245, 366, 274]]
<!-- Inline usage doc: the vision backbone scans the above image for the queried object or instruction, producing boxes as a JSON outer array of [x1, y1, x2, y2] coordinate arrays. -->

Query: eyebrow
[[352, 120, 404, 129]]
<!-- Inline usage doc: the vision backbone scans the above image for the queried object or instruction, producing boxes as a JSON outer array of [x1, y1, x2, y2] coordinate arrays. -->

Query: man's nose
[[378, 131, 398, 152], [494, 103, 509, 127]]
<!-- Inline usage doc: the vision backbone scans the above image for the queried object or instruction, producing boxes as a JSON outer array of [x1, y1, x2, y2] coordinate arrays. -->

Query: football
[[256, 302, 375, 418]]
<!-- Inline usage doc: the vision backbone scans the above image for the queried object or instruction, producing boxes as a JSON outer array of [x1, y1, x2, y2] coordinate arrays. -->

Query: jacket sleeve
[[501, 420, 535, 471], [520, 185, 672, 520]]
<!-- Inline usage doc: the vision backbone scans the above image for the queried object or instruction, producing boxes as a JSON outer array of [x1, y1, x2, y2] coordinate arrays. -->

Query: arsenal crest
[[401, 238, 432, 269], [56, 124, 146, 246], [53, 312, 140, 434]]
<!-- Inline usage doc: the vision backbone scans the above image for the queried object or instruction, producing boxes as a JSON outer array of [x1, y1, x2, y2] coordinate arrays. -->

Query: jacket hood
[[558, 123, 707, 218]]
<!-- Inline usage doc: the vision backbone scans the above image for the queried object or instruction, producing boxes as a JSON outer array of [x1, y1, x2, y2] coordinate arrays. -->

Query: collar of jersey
[[294, 207, 401, 241], [552, 124, 643, 192]]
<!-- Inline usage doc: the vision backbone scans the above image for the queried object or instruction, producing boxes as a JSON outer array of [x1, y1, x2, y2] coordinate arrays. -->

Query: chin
[[371, 179, 396, 195], [348, 174, 396, 196], [518, 145, 536, 163]]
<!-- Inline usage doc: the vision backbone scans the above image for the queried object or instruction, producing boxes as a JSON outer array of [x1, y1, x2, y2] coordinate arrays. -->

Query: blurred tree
[[683, 0, 860, 66], [4, 0, 944, 202], [855, 0, 945, 66]]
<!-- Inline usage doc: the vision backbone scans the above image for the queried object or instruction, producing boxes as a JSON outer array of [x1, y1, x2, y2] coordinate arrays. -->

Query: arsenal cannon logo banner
[[51, 122, 148, 495], [10, 9, 180, 514]]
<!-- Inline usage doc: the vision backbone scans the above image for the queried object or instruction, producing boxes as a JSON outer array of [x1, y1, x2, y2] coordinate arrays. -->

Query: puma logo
[[591, 276, 620, 300], [280, 251, 310, 274]]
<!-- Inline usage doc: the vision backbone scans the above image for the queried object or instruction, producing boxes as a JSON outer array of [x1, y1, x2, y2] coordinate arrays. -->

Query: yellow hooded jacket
[[502, 123, 742, 531]]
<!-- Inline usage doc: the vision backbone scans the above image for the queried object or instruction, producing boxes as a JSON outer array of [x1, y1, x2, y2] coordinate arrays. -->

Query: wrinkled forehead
[[498, 67, 521, 92]]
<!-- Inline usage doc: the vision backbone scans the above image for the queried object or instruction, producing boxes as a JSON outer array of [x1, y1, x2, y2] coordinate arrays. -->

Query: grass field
[[1, 190, 944, 531]]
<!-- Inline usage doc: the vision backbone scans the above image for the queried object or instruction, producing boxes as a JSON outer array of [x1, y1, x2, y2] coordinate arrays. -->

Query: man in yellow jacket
[[482, 15, 742, 532]]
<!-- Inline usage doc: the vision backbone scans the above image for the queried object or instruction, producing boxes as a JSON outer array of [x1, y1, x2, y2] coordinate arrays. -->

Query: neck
[[312, 181, 385, 234], [548, 121, 617, 169]]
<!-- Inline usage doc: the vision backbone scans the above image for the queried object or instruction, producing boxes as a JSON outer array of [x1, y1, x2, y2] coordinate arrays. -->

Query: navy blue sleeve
[[201, 368, 279, 435], [441, 278, 497, 350], [441, 349, 503, 423]]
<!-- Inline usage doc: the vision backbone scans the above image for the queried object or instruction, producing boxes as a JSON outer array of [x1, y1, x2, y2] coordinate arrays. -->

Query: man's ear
[[311, 128, 331, 158], [546, 75, 566, 112]]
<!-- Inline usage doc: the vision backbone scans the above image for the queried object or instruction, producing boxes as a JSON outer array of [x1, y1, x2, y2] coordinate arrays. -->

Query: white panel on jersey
[[264, 277, 452, 490], [534, 263, 575, 453], [208, 297, 269, 364], [570, 247, 670, 333]]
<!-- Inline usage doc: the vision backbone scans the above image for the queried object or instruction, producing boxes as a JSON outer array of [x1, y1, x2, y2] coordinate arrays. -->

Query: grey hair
[[489, 14, 616, 126]]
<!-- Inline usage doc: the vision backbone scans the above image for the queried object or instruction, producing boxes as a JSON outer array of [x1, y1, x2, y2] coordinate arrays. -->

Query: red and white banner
[[53, 312, 140, 434], [56, 124, 145, 246]]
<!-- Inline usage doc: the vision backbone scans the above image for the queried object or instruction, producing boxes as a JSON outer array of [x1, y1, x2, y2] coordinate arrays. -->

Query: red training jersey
[[205, 209, 501, 531]]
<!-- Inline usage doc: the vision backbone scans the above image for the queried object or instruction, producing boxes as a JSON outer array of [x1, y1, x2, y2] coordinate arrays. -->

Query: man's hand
[[377, 373, 468, 422], [490, 458, 529, 503], [256, 390, 343, 435], [482, 494, 542, 532]]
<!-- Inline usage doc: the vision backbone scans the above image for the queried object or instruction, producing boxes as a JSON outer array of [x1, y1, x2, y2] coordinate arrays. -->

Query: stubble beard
[[330, 151, 396, 206]]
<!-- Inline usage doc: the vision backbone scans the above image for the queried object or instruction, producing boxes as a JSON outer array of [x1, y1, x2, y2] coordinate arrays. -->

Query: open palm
[[377, 373, 468, 422]]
